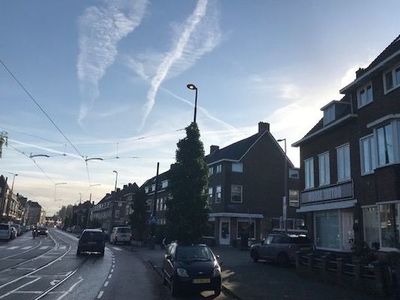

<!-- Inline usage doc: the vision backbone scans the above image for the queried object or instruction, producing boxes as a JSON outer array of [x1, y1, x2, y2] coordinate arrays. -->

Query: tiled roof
[[205, 131, 266, 164]]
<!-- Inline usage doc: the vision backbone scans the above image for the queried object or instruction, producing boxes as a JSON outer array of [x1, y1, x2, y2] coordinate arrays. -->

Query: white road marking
[[97, 291, 104, 299]]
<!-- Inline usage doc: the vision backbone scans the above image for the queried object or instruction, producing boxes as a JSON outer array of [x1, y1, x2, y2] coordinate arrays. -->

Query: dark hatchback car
[[77, 229, 105, 256], [37, 226, 48, 237], [162, 242, 222, 297], [250, 232, 314, 266]]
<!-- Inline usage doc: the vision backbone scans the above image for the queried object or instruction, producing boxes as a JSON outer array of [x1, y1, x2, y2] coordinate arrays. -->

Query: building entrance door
[[220, 219, 230, 245], [341, 210, 354, 251]]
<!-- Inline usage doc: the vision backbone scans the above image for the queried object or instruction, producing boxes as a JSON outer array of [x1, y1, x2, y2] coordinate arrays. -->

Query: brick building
[[293, 34, 400, 252]]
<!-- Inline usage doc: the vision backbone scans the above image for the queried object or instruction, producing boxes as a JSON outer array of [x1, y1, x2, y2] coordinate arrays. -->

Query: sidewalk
[[130, 244, 382, 300]]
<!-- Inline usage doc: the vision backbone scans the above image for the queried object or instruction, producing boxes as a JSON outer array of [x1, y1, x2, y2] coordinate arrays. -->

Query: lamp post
[[110, 170, 118, 233], [187, 83, 198, 123], [277, 139, 287, 232]]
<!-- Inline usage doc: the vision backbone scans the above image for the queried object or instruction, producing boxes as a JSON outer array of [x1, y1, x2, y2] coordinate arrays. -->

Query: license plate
[[88, 241, 97, 245], [193, 278, 210, 284], [300, 247, 310, 251]]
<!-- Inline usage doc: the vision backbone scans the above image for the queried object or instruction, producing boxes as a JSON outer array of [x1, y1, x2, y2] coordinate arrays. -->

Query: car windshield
[[117, 228, 130, 233], [176, 246, 213, 261]]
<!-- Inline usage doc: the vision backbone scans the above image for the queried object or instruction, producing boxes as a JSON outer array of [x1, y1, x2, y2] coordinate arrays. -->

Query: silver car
[[250, 233, 314, 266], [0, 223, 12, 241]]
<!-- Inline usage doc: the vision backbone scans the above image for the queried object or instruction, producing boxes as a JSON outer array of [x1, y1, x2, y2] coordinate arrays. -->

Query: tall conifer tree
[[166, 122, 209, 243]]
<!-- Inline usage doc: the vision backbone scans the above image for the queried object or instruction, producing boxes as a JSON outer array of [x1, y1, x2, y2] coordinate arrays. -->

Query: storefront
[[208, 212, 263, 246], [298, 181, 357, 252]]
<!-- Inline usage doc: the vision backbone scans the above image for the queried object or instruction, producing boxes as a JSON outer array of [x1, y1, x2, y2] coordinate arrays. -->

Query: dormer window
[[358, 83, 373, 108], [323, 105, 335, 126]]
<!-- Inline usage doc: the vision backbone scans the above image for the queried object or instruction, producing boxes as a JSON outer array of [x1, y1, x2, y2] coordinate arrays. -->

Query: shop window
[[380, 203, 400, 249], [315, 211, 340, 250], [237, 220, 255, 239], [363, 206, 380, 249]]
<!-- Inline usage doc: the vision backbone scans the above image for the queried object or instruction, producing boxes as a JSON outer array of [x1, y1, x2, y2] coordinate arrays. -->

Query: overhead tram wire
[[0, 59, 84, 159], [8, 144, 54, 183]]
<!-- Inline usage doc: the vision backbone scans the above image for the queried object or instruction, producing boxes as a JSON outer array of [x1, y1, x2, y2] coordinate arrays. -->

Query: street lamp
[[54, 182, 67, 202], [187, 83, 198, 123], [110, 170, 118, 233], [277, 138, 288, 232]]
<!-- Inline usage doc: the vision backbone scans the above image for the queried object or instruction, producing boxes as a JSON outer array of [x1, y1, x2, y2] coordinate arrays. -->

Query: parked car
[[110, 227, 132, 245], [77, 229, 105, 256], [10, 224, 21, 236], [37, 226, 48, 237], [0, 223, 13, 241], [162, 242, 222, 297], [250, 232, 314, 266]]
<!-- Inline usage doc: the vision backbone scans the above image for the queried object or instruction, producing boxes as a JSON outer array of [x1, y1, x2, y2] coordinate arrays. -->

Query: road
[[0, 228, 236, 300]]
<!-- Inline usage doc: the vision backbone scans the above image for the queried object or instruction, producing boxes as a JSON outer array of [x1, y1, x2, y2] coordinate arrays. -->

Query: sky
[[1, 0, 400, 215]]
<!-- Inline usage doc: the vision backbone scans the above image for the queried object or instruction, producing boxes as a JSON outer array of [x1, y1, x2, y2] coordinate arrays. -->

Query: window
[[208, 167, 213, 176], [358, 83, 373, 108], [318, 152, 330, 186], [161, 180, 168, 188], [337, 143, 350, 182], [360, 135, 376, 174], [304, 158, 314, 189], [207, 187, 213, 204], [215, 185, 221, 203], [384, 64, 400, 93], [323, 105, 335, 126], [231, 185, 242, 203], [377, 123, 394, 166], [232, 163, 243, 172], [216, 164, 222, 173], [237, 220, 255, 239], [289, 190, 299, 207], [363, 203, 400, 250]]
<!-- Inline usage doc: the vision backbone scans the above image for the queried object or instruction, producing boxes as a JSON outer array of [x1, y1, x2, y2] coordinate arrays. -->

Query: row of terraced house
[[91, 34, 400, 253]]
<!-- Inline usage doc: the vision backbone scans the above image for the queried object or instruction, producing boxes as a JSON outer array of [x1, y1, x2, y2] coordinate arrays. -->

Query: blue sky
[[1, 0, 400, 215]]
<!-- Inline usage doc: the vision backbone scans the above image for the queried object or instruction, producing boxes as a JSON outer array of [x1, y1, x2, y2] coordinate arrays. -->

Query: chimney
[[356, 68, 365, 78], [210, 145, 219, 155], [258, 122, 270, 134]]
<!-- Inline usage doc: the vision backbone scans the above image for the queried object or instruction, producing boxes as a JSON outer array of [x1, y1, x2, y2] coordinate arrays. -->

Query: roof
[[205, 131, 266, 164], [340, 34, 400, 93]]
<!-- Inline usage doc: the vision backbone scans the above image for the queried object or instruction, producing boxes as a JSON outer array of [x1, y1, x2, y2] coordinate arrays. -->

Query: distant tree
[[130, 186, 148, 241], [166, 122, 210, 243]]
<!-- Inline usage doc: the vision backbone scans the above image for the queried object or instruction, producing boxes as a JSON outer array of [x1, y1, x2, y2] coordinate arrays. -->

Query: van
[[110, 227, 132, 245]]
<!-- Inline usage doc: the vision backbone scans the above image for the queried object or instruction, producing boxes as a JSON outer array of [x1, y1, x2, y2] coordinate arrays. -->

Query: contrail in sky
[[77, 0, 148, 126], [139, 0, 221, 129]]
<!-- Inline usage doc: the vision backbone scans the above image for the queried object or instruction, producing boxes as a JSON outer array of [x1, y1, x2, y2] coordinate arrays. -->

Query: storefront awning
[[296, 199, 357, 213], [208, 212, 264, 219]]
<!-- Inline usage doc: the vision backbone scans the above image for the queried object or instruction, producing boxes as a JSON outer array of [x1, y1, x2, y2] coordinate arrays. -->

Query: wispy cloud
[[127, 0, 221, 129], [76, 0, 148, 126]]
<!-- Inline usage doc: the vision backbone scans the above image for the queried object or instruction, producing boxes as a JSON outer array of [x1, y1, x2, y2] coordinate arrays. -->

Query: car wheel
[[251, 250, 259, 262], [277, 253, 289, 267]]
